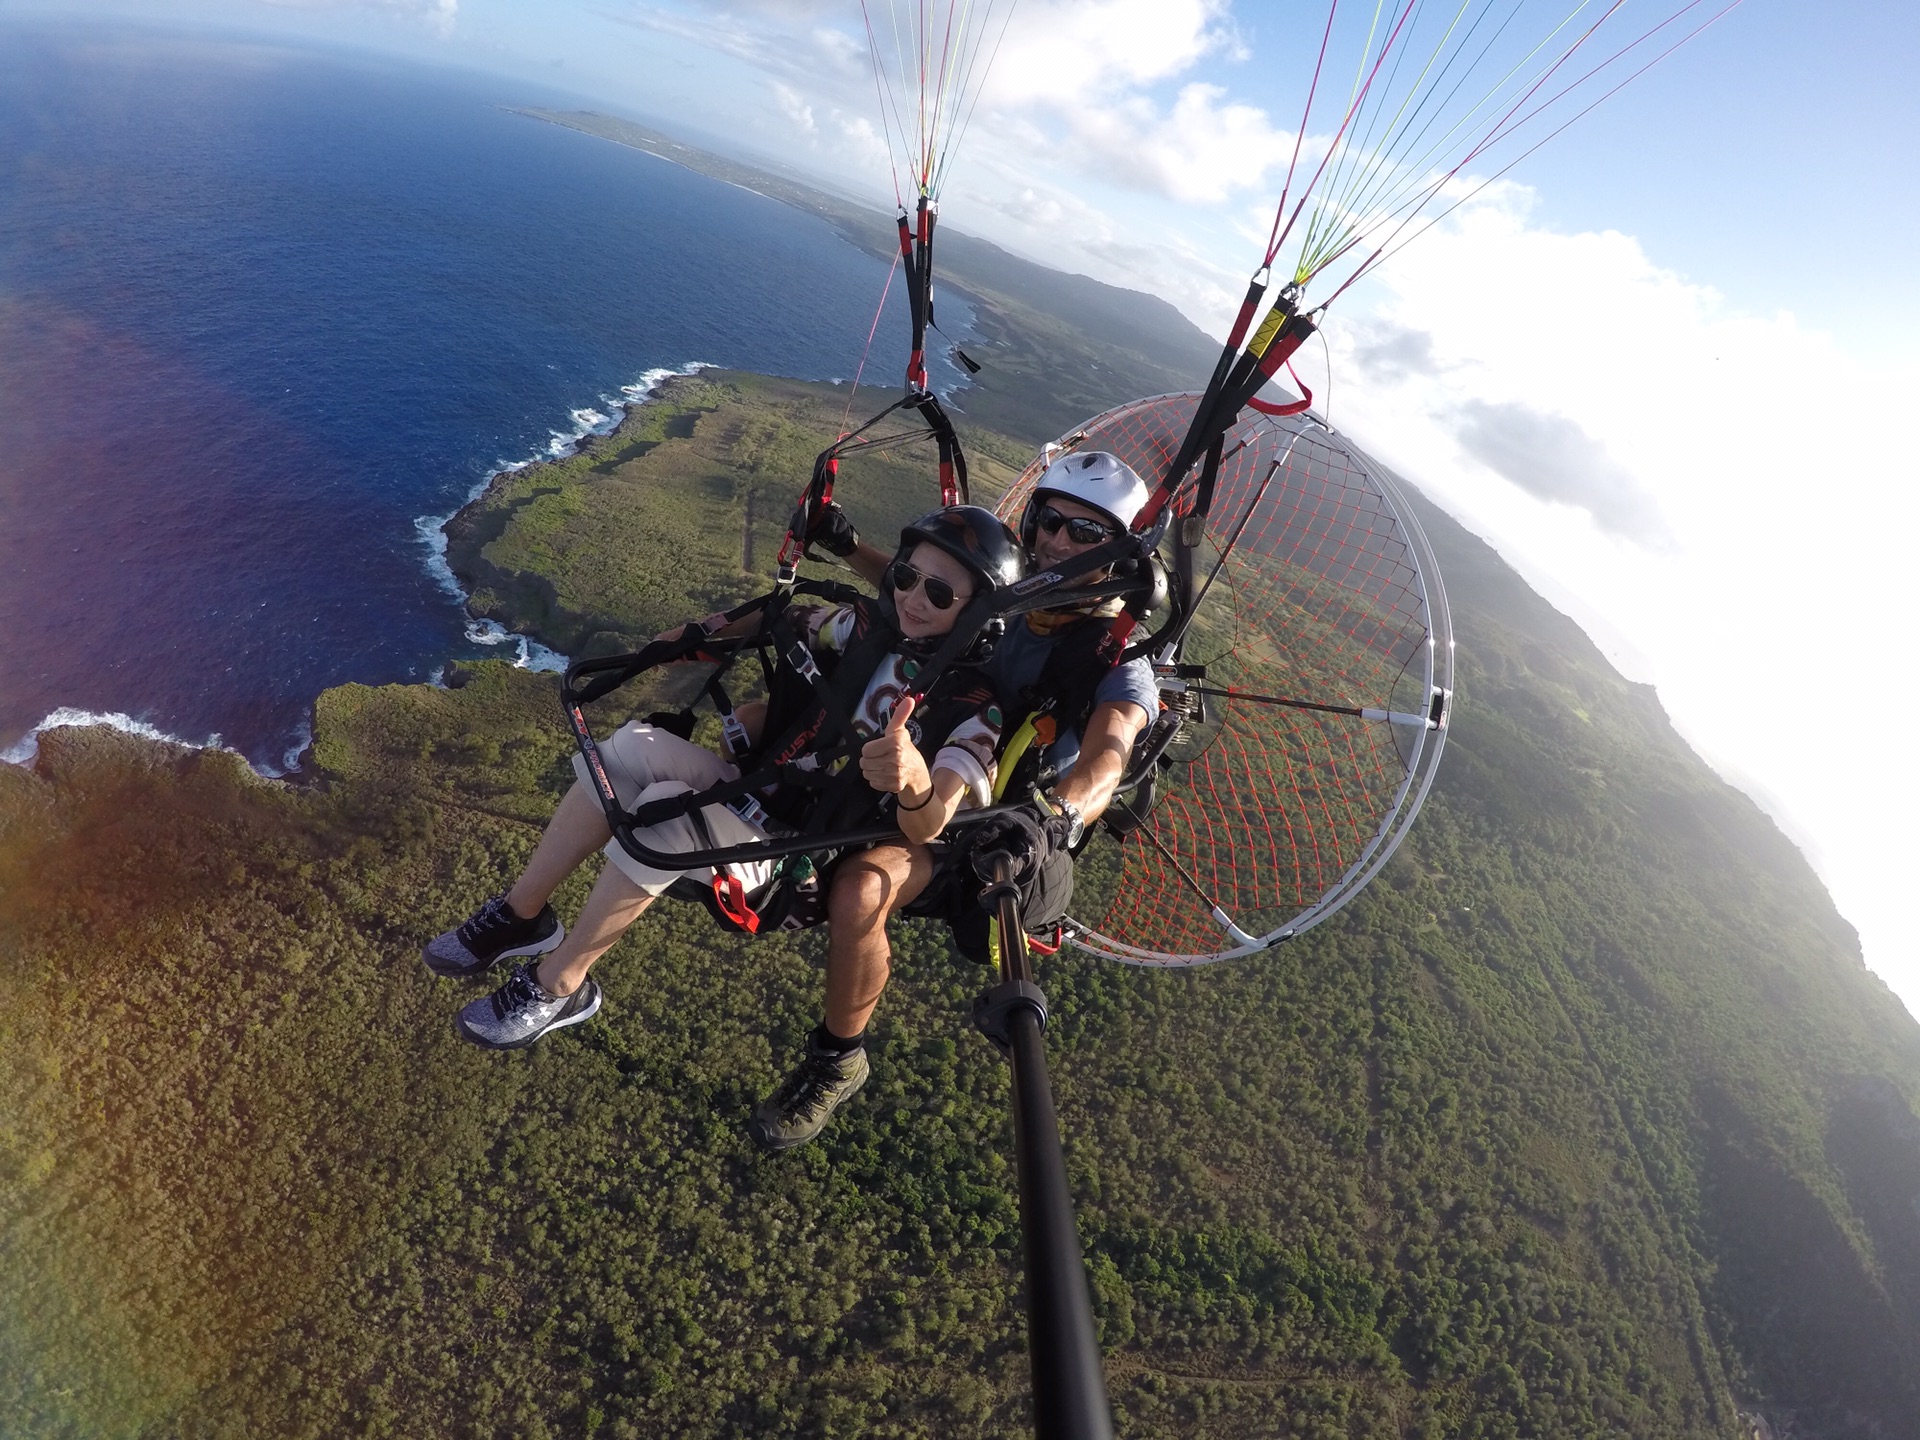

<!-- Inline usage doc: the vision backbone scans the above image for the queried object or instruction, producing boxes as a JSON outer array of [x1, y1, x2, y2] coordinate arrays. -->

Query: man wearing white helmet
[[767, 452, 1156, 1149], [987, 450, 1158, 776]]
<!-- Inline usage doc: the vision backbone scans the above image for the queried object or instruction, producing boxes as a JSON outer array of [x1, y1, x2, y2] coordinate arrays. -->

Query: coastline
[[0, 363, 716, 783], [4, 102, 1217, 794], [420, 360, 717, 674]]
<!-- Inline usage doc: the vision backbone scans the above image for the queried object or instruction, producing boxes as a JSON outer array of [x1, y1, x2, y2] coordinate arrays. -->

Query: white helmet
[[1023, 450, 1148, 546]]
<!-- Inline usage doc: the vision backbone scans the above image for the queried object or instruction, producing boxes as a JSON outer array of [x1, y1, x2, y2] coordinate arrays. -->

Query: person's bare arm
[[732, 698, 768, 750], [858, 696, 974, 845], [1053, 699, 1151, 823], [843, 539, 890, 588], [896, 769, 970, 847]]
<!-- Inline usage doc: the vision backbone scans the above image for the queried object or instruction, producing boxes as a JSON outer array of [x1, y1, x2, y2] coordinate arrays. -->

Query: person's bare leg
[[507, 781, 612, 920], [824, 843, 935, 1037], [534, 862, 654, 997]]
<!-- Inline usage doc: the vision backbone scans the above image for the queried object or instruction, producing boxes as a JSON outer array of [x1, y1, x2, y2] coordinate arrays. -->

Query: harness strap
[[626, 602, 889, 833], [712, 874, 762, 933], [755, 604, 879, 765], [624, 745, 853, 829]]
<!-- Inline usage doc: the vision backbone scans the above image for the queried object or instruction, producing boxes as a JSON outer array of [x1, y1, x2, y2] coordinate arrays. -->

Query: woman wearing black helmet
[[424, 506, 1025, 1077]]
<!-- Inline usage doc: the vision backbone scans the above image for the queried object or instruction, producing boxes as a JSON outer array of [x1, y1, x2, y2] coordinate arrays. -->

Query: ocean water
[[0, 25, 965, 772]]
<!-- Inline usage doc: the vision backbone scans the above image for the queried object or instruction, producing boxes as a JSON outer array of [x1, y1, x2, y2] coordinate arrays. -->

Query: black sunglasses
[[886, 560, 970, 611], [1033, 503, 1116, 545]]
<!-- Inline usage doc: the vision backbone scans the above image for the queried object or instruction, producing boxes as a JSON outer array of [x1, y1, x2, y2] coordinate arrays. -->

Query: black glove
[[793, 498, 860, 558], [962, 806, 1073, 887]]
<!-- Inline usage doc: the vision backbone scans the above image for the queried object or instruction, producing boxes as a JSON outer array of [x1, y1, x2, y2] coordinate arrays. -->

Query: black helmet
[[898, 505, 1025, 593], [890, 505, 1024, 662]]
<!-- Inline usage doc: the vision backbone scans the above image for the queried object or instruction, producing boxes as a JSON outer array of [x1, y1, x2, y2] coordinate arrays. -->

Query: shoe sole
[[747, 1066, 869, 1152], [454, 980, 602, 1050], [422, 918, 566, 979]]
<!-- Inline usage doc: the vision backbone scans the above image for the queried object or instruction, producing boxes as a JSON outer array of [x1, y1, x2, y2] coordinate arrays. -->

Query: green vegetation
[[446, 369, 1029, 660], [6, 267, 1920, 1438]]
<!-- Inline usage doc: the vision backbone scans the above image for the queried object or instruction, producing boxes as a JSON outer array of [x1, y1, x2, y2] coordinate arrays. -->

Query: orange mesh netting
[[997, 394, 1450, 965]]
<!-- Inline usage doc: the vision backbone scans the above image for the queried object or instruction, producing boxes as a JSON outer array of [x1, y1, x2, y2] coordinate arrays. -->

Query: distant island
[[4, 115, 1916, 1440]]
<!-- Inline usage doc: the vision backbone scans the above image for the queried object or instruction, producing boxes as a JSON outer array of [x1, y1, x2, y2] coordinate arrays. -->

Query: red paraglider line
[[1295, 0, 1640, 290], [842, 250, 901, 434], [1454, 0, 1637, 174]]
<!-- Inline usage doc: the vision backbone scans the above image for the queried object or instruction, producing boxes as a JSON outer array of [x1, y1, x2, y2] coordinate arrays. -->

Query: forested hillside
[[5, 374, 1920, 1435]]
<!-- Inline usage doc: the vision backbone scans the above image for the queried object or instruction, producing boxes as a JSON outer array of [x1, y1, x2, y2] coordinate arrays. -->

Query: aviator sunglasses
[[1033, 503, 1117, 545], [886, 561, 971, 611]]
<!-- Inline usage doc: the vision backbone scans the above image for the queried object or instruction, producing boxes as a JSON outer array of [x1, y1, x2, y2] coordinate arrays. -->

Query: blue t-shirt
[[985, 618, 1158, 774]]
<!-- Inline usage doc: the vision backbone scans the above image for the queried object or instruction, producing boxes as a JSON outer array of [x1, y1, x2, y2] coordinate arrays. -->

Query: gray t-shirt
[[985, 617, 1157, 774]]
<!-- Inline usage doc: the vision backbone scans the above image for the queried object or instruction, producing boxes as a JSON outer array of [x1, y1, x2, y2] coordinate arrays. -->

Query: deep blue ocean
[[0, 25, 964, 772]]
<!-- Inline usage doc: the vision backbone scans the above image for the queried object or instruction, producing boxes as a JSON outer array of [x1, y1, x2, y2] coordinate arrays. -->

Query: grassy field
[[445, 369, 1032, 660]]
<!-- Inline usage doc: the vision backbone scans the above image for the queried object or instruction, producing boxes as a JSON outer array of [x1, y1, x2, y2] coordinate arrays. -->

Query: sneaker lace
[[491, 964, 546, 1021], [458, 893, 512, 948], [773, 1051, 848, 1124]]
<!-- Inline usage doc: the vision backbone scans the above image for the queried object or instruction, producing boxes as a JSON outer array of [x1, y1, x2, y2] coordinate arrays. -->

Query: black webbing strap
[[1152, 290, 1310, 523], [622, 602, 885, 833]]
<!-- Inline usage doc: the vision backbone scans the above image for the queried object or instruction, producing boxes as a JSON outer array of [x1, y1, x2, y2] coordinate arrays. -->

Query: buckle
[[784, 642, 824, 685]]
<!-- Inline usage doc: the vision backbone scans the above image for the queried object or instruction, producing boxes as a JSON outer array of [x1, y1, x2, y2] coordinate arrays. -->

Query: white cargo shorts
[[571, 722, 776, 897]]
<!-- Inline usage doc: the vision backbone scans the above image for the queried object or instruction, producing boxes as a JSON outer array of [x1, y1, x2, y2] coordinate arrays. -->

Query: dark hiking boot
[[748, 1035, 870, 1151], [424, 893, 563, 979], [454, 962, 601, 1050]]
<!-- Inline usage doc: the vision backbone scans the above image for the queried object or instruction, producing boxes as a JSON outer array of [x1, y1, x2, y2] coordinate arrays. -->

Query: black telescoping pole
[[974, 852, 1115, 1440]]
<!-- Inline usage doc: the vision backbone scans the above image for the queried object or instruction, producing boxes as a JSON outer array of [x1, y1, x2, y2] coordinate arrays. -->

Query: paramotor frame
[[995, 393, 1454, 966]]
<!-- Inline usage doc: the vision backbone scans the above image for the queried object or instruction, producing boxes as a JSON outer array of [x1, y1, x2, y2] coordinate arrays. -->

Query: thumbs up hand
[[860, 694, 931, 802]]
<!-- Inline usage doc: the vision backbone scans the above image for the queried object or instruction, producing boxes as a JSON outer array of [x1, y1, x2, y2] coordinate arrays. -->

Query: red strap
[[712, 874, 761, 934], [1248, 360, 1313, 417], [1028, 926, 1063, 956], [777, 456, 840, 571]]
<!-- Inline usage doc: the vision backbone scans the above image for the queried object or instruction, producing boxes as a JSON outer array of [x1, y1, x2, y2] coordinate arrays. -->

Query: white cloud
[[771, 81, 815, 133], [980, 0, 1233, 100], [604, 2, 865, 85], [1320, 187, 1920, 1005], [1055, 81, 1295, 204], [260, 0, 457, 35], [623, 0, 1289, 215], [1448, 398, 1672, 548]]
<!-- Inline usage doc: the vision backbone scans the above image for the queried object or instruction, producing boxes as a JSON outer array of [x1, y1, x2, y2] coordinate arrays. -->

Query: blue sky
[[10, 0, 1920, 1011]]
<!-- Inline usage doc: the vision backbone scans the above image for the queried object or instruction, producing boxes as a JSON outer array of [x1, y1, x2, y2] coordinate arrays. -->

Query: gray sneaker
[[424, 893, 564, 979], [748, 1036, 870, 1151], [455, 962, 601, 1050]]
